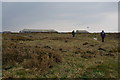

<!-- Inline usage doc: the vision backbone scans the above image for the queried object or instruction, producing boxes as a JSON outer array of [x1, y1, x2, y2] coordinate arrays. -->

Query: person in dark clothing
[[72, 30, 75, 37], [100, 30, 106, 42]]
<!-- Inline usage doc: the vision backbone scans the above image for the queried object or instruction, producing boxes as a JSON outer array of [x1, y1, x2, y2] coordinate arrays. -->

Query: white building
[[19, 29, 58, 33], [76, 30, 89, 33]]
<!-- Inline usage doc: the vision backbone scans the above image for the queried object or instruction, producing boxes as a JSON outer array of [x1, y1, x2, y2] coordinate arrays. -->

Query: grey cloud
[[2, 2, 118, 32]]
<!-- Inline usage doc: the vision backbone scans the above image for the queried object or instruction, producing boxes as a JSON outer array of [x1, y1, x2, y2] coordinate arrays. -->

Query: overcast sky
[[2, 2, 118, 32]]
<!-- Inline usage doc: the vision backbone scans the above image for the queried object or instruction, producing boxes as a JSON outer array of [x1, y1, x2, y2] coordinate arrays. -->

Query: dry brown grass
[[2, 33, 119, 78], [2, 35, 62, 76]]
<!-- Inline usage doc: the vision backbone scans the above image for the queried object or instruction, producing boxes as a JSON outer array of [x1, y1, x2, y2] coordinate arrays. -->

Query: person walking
[[100, 30, 106, 42], [72, 30, 75, 37]]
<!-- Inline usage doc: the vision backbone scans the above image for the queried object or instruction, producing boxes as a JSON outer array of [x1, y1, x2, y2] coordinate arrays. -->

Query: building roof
[[76, 30, 89, 33], [20, 29, 58, 33]]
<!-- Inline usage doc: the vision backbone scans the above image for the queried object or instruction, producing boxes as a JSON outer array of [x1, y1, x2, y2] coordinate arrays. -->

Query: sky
[[118, 2, 120, 32], [2, 2, 119, 33]]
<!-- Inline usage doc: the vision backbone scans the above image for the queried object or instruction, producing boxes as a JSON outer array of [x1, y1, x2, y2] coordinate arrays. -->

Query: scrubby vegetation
[[2, 33, 119, 78]]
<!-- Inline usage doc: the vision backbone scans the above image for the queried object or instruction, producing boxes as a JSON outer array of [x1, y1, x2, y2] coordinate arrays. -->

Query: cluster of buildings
[[3, 29, 89, 33], [19, 29, 89, 33]]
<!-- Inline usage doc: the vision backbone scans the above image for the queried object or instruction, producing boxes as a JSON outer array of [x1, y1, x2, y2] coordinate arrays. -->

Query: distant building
[[58, 32, 71, 34], [76, 30, 89, 33], [3, 31, 12, 33], [19, 29, 58, 33]]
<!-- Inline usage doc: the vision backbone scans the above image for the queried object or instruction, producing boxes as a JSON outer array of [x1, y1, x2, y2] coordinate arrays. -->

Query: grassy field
[[2, 33, 119, 78], [0, 34, 2, 79]]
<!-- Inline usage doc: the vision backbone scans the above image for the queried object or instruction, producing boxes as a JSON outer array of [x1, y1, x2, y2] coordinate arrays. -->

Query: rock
[[93, 38, 97, 40]]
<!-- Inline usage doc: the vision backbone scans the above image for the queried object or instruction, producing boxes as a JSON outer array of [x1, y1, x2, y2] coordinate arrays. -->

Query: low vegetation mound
[[3, 41, 62, 75]]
